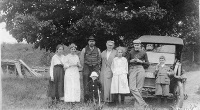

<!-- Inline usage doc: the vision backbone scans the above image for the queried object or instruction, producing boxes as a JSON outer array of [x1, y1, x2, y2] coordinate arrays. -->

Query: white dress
[[111, 57, 130, 94], [63, 54, 81, 102]]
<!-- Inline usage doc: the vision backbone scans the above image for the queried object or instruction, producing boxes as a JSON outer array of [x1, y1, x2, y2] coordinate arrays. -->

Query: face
[[70, 47, 76, 53], [134, 43, 141, 51], [57, 46, 64, 54], [146, 44, 153, 50], [117, 49, 123, 57], [88, 40, 95, 47], [91, 76, 97, 80], [159, 58, 165, 64], [106, 43, 114, 50]]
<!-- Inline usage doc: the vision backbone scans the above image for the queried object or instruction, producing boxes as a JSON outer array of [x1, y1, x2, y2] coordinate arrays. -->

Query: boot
[[51, 97, 57, 105], [121, 94, 125, 105], [163, 96, 168, 104], [114, 94, 119, 105], [156, 96, 161, 105]]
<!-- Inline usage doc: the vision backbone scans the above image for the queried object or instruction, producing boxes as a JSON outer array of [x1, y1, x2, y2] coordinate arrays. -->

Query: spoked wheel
[[173, 81, 184, 109]]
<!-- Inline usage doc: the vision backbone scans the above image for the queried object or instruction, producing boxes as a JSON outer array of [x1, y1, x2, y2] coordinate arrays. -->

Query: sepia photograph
[[0, 0, 199, 110]]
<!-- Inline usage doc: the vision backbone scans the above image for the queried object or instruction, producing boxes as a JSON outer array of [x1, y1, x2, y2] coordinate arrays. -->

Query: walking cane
[[97, 88, 103, 110]]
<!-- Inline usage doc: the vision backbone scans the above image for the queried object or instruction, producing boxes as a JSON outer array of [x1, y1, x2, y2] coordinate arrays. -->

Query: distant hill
[[1, 43, 52, 67], [1, 43, 80, 67]]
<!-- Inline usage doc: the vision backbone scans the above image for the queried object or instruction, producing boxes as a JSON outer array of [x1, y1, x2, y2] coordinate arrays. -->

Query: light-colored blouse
[[111, 57, 128, 75], [106, 50, 112, 60], [63, 54, 80, 69], [50, 54, 64, 78]]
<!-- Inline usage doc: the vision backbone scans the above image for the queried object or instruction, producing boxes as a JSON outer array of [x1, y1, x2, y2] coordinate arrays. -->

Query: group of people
[[47, 36, 175, 107]]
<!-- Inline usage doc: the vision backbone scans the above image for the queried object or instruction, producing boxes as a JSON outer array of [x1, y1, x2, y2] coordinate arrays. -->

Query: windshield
[[145, 44, 175, 54], [144, 44, 176, 64]]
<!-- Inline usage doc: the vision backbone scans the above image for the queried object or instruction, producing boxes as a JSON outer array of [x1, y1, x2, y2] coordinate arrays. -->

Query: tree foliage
[[0, 0, 199, 52]]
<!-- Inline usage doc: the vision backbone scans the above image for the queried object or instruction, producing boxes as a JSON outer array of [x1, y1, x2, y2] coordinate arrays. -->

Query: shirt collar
[[89, 46, 94, 50], [161, 64, 165, 67]]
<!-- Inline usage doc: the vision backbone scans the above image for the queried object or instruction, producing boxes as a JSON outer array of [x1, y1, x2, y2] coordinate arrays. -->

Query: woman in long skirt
[[48, 44, 65, 102], [63, 43, 81, 102]]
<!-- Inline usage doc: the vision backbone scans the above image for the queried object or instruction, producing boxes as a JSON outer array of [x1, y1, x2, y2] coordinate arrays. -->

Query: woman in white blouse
[[63, 43, 82, 102], [48, 44, 65, 103]]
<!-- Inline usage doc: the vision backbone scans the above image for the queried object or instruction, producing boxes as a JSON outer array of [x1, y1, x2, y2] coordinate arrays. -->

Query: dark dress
[[48, 64, 65, 98]]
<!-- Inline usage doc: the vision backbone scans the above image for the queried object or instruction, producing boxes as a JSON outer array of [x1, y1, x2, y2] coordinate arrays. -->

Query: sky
[[0, 22, 18, 44]]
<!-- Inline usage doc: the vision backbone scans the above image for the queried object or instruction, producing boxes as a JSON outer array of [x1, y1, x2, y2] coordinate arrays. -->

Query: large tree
[[0, 0, 199, 53]]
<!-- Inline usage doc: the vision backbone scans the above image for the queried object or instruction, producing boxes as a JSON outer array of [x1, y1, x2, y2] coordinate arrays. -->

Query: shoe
[[121, 101, 124, 105]]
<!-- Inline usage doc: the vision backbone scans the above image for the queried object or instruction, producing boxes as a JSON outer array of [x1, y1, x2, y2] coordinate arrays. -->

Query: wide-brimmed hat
[[88, 36, 96, 41], [133, 39, 141, 44], [90, 71, 98, 77]]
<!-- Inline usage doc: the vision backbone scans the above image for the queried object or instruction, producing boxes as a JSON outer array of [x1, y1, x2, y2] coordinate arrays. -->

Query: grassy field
[[2, 72, 176, 110]]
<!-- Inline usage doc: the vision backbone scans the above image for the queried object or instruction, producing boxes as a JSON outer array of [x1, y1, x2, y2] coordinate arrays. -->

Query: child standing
[[85, 71, 102, 104], [111, 47, 130, 104], [154, 55, 174, 104]]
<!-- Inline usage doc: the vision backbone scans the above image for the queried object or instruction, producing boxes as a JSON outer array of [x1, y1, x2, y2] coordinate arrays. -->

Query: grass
[[197, 87, 200, 95], [2, 73, 175, 110], [3, 73, 200, 110]]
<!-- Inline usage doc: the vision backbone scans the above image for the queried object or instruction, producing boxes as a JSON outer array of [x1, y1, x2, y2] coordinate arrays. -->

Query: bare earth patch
[[181, 71, 200, 109]]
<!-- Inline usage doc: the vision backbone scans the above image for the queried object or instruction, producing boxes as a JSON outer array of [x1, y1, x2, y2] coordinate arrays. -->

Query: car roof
[[139, 35, 184, 45]]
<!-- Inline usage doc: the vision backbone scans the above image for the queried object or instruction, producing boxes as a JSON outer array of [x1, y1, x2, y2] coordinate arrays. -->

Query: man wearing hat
[[126, 39, 149, 107], [80, 36, 101, 102]]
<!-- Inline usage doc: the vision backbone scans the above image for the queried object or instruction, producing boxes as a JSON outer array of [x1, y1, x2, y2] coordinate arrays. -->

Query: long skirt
[[64, 66, 80, 102], [47, 65, 64, 98], [111, 74, 130, 94]]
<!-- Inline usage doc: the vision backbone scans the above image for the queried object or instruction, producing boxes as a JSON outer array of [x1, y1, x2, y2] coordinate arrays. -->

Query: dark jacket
[[154, 65, 174, 85], [86, 79, 102, 99], [126, 49, 149, 68]]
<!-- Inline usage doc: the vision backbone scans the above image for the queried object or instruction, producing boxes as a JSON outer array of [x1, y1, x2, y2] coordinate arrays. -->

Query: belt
[[54, 64, 63, 67], [130, 65, 143, 69]]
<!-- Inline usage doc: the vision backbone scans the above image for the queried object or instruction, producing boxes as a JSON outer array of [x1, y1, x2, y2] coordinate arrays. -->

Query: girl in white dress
[[111, 47, 130, 104], [63, 43, 82, 102]]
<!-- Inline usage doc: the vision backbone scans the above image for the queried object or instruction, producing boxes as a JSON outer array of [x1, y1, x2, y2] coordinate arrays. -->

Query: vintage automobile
[[138, 35, 187, 108]]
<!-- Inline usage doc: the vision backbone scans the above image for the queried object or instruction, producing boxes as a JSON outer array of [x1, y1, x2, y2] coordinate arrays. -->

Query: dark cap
[[88, 36, 95, 41]]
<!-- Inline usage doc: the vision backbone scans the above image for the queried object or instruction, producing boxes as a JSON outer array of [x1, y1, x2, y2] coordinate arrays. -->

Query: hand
[[130, 59, 136, 63], [77, 62, 81, 67], [136, 59, 143, 63], [51, 78, 54, 81], [167, 70, 173, 76]]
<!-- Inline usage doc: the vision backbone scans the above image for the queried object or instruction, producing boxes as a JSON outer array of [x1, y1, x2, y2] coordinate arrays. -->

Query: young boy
[[85, 71, 102, 104], [154, 55, 174, 104]]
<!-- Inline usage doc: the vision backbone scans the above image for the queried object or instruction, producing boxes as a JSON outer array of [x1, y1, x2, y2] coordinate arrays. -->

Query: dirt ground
[[181, 71, 200, 109]]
